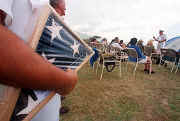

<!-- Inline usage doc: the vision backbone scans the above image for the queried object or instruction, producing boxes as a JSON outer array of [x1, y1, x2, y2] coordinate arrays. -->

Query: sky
[[65, 0, 180, 43]]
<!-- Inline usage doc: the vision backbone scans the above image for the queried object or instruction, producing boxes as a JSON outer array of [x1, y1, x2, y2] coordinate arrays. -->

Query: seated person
[[119, 40, 127, 49], [146, 40, 159, 64], [89, 38, 100, 67], [144, 40, 156, 56], [146, 40, 156, 53], [110, 37, 123, 50], [128, 38, 155, 73], [101, 38, 108, 45], [137, 39, 144, 54]]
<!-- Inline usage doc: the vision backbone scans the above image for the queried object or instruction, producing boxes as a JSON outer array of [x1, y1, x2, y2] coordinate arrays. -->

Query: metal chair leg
[[133, 62, 138, 76], [159, 56, 162, 67], [171, 62, 175, 72], [100, 62, 105, 80], [126, 61, 128, 72], [119, 60, 122, 77], [93, 63, 96, 71], [171, 58, 177, 72], [96, 58, 100, 74], [175, 63, 179, 73]]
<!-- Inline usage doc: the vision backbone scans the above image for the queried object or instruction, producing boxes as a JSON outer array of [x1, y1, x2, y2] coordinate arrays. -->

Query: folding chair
[[144, 46, 154, 73], [144, 46, 153, 57], [160, 49, 177, 72], [89, 43, 105, 72], [96, 45, 112, 74], [126, 48, 152, 75], [126, 48, 139, 75], [98, 46, 122, 80]]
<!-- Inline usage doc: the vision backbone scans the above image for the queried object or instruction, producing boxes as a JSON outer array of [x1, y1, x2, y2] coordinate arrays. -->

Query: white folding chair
[[95, 45, 109, 74], [98, 46, 122, 80]]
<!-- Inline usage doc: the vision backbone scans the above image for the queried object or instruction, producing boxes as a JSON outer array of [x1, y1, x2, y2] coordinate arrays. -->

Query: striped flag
[[11, 11, 93, 121]]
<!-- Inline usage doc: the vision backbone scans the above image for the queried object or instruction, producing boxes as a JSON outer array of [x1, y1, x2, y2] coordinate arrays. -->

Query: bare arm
[[153, 36, 166, 43], [0, 11, 77, 95], [153, 36, 158, 41], [161, 39, 166, 43]]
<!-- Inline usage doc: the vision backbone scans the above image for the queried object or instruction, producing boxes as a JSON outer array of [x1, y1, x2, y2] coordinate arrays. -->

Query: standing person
[[50, 0, 70, 115], [50, 0, 66, 16], [153, 30, 167, 54], [153, 30, 167, 64], [0, 0, 77, 121]]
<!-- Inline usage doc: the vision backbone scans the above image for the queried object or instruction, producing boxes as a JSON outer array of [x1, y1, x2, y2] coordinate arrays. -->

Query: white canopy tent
[[165, 36, 180, 52]]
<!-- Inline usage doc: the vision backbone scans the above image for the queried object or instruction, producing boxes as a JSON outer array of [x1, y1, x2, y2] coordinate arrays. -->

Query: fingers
[[65, 68, 71, 72], [65, 68, 75, 72]]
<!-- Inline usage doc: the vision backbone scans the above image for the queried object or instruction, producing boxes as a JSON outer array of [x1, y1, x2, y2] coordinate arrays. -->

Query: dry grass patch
[[61, 63, 180, 121]]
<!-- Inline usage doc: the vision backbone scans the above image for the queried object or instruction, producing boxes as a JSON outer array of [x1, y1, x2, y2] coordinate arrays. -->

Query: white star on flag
[[71, 40, 80, 56], [42, 53, 55, 63], [46, 19, 63, 42], [17, 96, 39, 116]]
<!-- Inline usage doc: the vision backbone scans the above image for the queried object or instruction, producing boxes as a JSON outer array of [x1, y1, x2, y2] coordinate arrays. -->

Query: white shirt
[[111, 43, 123, 50], [157, 34, 167, 49], [0, 0, 60, 121]]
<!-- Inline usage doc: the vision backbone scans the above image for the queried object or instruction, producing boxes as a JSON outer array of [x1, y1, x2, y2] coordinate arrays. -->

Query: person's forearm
[[0, 25, 75, 90], [161, 39, 166, 42], [159, 40, 165, 43]]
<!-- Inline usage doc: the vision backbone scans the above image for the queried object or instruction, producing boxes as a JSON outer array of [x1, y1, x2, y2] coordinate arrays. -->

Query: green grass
[[61, 62, 180, 121]]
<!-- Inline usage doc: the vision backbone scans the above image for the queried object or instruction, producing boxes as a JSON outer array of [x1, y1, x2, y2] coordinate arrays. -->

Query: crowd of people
[[90, 30, 168, 74]]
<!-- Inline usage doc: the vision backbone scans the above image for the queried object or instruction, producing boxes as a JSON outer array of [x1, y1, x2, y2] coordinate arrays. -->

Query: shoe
[[60, 106, 70, 115], [144, 69, 148, 71], [61, 96, 66, 101], [147, 70, 155, 74]]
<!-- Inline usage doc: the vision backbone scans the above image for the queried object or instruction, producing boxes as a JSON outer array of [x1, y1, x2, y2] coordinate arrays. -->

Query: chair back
[[177, 52, 180, 56], [161, 49, 177, 58], [126, 48, 138, 58], [144, 46, 153, 56]]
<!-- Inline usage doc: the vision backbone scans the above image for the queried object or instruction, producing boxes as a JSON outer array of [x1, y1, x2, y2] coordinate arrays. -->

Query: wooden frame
[[24, 5, 93, 121], [29, 5, 93, 72], [0, 86, 20, 121], [1, 5, 93, 121], [23, 5, 93, 121]]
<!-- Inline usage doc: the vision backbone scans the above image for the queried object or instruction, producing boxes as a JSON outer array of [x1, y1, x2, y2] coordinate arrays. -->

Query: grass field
[[61, 62, 180, 121]]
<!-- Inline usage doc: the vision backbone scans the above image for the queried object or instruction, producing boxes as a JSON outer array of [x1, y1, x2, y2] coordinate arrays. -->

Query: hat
[[114, 37, 119, 40], [159, 30, 164, 32]]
